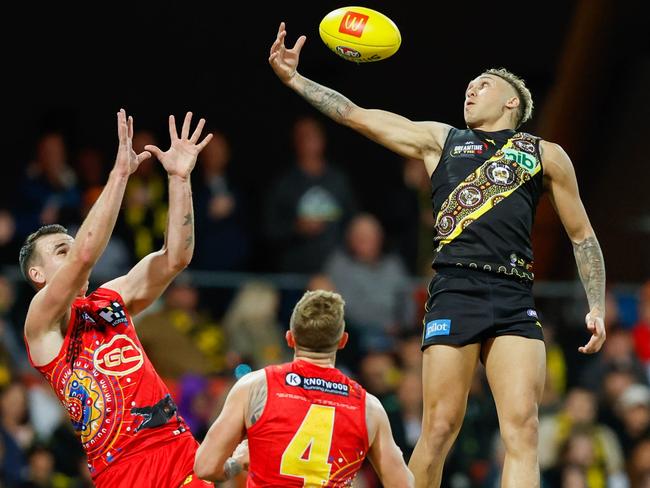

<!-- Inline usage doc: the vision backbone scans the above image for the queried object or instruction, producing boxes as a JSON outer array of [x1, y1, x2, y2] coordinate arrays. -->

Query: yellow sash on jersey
[[434, 132, 541, 251]]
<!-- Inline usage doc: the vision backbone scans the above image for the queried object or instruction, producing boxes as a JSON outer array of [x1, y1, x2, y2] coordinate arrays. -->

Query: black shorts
[[421, 267, 544, 349]]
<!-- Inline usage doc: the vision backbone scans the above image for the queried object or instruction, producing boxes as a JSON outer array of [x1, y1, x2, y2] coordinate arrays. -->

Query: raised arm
[[366, 393, 414, 487], [194, 371, 265, 482], [25, 110, 150, 343], [269, 22, 450, 175], [103, 112, 212, 315], [542, 140, 606, 353]]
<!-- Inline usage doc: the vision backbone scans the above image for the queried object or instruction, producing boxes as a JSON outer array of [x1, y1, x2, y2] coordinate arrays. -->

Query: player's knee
[[422, 410, 463, 446], [501, 406, 539, 450]]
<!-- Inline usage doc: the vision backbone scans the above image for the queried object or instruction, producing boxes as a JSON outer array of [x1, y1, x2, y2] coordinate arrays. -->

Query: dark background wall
[[3, 0, 648, 281]]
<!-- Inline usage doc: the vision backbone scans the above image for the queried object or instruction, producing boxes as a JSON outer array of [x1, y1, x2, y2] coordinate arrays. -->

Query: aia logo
[[338, 11, 369, 37], [93, 334, 144, 376]]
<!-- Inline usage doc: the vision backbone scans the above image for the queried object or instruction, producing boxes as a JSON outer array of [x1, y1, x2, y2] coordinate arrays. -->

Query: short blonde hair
[[483, 68, 534, 127], [290, 290, 345, 352]]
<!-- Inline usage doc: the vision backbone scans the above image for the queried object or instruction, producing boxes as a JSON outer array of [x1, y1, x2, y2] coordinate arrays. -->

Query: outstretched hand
[[578, 310, 606, 354], [269, 22, 306, 84], [114, 109, 151, 176], [145, 112, 213, 179]]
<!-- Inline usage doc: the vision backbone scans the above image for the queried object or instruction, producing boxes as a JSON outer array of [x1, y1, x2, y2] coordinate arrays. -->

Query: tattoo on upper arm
[[223, 457, 243, 480], [573, 236, 606, 312], [248, 379, 267, 425], [299, 78, 354, 122]]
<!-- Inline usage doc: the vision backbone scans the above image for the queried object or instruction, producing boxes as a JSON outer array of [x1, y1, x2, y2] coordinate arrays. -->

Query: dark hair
[[19, 224, 68, 284]]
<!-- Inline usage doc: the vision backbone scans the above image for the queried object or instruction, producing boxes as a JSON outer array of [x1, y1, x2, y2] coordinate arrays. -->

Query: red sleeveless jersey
[[247, 360, 368, 487], [25, 288, 193, 480]]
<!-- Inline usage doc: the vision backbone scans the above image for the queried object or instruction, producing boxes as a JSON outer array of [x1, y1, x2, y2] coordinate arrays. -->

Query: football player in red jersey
[[20, 110, 214, 487], [194, 290, 414, 487]]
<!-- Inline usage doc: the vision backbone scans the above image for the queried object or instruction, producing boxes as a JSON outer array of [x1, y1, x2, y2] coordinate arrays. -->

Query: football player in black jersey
[[269, 23, 606, 488]]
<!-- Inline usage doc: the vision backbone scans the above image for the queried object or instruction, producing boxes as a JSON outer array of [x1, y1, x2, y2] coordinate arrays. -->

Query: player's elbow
[[193, 454, 221, 482]]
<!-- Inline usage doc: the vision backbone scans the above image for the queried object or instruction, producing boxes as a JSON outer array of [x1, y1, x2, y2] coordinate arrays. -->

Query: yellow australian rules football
[[319, 6, 401, 63]]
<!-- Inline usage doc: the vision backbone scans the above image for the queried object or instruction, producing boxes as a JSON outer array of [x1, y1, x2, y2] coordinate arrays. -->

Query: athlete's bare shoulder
[[364, 392, 385, 444], [420, 122, 454, 176], [240, 369, 267, 428], [539, 139, 574, 181]]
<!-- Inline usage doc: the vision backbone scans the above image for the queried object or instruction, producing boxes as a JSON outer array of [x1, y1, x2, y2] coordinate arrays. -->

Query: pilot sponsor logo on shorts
[[451, 141, 487, 157], [425, 319, 451, 338], [285, 373, 349, 396]]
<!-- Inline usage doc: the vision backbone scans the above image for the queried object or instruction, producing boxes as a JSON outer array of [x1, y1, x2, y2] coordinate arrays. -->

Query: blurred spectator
[[541, 323, 568, 415], [193, 130, 249, 271], [627, 437, 650, 488], [137, 278, 226, 379], [1, 382, 34, 485], [264, 116, 356, 273], [222, 281, 287, 369], [539, 388, 626, 484], [632, 281, 650, 380], [123, 130, 167, 261], [397, 333, 423, 375], [325, 214, 414, 351], [18, 444, 70, 488], [397, 370, 422, 461], [616, 384, 650, 457], [0, 276, 30, 380], [381, 157, 435, 275], [0, 209, 18, 266], [14, 132, 80, 240], [359, 352, 406, 453]]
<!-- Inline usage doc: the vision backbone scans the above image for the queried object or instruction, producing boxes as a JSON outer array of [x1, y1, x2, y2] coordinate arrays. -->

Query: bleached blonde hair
[[483, 68, 534, 127]]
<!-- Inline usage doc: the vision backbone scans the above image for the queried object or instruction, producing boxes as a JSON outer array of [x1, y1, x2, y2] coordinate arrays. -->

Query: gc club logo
[[93, 335, 144, 376]]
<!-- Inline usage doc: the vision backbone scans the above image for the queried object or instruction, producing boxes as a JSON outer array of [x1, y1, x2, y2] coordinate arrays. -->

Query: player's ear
[[286, 330, 296, 348], [29, 266, 45, 288], [505, 95, 520, 111], [337, 332, 349, 350]]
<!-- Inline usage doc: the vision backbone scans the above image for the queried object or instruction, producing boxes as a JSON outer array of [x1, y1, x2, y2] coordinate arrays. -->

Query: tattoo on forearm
[[223, 457, 243, 480], [248, 380, 267, 425], [183, 213, 192, 226], [297, 77, 354, 122], [573, 236, 606, 312], [184, 234, 193, 250]]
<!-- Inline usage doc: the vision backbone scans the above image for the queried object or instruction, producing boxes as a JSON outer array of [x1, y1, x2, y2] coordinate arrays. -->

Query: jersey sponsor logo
[[93, 335, 144, 376], [285, 373, 349, 396], [97, 301, 128, 327], [338, 11, 369, 37], [502, 148, 538, 173], [425, 319, 451, 338], [451, 140, 487, 157]]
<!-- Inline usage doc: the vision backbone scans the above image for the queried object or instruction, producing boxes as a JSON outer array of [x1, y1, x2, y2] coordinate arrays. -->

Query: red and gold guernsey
[[25, 288, 194, 480], [247, 360, 369, 487]]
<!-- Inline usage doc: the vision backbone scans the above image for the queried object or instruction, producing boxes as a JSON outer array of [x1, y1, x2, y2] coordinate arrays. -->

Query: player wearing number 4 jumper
[[268, 22, 606, 488], [194, 290, 414, 487]]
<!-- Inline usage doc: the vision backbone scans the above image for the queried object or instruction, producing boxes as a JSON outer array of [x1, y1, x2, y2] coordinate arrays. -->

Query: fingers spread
[[197, 133, 214, 152], [190, 118, 206, 144], [181, 112, 193, 140], [136, 151, 152, 164], [144, 144, 164, 160], [169, 114, 179, 141]]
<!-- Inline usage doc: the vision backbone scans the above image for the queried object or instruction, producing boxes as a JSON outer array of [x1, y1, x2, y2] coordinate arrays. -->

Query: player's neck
[[470, 116, 516, 133], [293, 351, 336, 368]]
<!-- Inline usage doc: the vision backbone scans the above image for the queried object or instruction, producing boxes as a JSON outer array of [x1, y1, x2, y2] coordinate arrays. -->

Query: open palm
[[269, 22, 306, 84], [145, 112, 213, 179]]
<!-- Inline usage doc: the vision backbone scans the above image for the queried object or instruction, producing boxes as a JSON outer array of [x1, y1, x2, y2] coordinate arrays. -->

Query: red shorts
[[94, 434, 213, 488]]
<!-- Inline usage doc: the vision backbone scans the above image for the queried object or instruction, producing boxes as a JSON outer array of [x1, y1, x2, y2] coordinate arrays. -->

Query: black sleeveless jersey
[[430, 127, 544, 281]]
